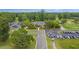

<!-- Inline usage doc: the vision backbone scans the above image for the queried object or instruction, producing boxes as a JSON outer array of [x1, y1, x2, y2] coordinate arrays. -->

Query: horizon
[[0, 9, 79, 13]]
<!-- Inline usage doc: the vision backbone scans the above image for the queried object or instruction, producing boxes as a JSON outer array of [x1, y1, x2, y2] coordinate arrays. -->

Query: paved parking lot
[[46, 30, 79, 39]]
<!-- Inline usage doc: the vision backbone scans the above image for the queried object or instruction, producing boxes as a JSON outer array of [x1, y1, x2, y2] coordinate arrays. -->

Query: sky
[[0, 9, 79, 12]]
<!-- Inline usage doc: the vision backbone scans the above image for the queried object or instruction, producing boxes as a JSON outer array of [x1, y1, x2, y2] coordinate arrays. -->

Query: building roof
[[32, 21, 45, 26], [9, 22, 21, 29]]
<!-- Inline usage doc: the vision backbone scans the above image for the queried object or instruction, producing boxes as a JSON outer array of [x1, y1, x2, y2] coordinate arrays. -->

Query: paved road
[[36, 28, 47, 49]]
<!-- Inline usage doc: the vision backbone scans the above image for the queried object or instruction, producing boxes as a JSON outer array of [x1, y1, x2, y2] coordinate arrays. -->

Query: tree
[[0, 16, 9, 41], [40, 9, 44, 21], [45, 20, 60, 29], [22, 19, 36, 29], [9, 28, 35, 48]]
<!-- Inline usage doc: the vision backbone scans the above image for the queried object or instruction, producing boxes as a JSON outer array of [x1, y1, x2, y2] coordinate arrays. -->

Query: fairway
[[63, 19, 79, 30], [63, 23, 79, 30]]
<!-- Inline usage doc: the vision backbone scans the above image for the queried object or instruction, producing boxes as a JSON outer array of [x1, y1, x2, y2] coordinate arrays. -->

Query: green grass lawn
[[55, 39, 79, 49], [63, 19, 79, 30], [63, 23, 79, 30], [46, 37, 53, 49], [0, 40, 12, 49]]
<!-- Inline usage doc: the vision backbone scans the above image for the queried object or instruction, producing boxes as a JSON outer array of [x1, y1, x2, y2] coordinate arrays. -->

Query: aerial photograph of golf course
[[0, 9, 79, 49]]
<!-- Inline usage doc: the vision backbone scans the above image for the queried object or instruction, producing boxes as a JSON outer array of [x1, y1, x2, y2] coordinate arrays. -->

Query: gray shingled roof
[[32, 21, 45, 26], [9, 22, 21, 30]]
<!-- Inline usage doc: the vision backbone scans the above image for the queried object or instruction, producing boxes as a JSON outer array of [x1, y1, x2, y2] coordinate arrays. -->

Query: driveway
[[36, 28, 47, 49]]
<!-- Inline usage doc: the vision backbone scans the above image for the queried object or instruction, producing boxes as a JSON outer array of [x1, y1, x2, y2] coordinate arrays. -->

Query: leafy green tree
[[9, 28, 35, 48], [0, 16, 9, 41], [22, 19, 36, 29], [45, 15, 60, 29], [24, 19, 30, 25], [40, 9, 44, 21], [45, 18, 60, 29]]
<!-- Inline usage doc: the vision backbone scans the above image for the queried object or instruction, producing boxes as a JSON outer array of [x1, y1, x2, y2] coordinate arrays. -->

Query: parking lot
[[46, 30, 79, 39]]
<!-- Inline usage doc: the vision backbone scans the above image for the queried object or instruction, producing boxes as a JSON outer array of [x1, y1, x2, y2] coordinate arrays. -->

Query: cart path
[[52, 40, 57, 49]]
